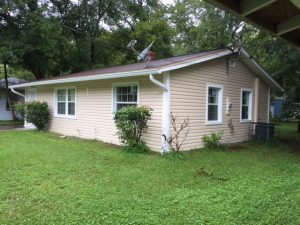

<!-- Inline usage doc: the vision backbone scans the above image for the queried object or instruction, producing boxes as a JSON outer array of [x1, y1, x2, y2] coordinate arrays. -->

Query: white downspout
[[10, 87, 25, 98], [149, 73, 170, 154]]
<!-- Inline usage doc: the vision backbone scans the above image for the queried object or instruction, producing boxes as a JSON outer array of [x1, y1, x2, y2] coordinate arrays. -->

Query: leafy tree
[[0, 0, 72, 79], [169, 0, 242, 54], [243, 27, 300, 132]]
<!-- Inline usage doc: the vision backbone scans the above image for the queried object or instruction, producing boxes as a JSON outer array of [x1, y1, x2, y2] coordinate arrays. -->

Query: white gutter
[[9, 69, 160, 89], [149, 73, 168, 91], [11, 87, 25, 98]]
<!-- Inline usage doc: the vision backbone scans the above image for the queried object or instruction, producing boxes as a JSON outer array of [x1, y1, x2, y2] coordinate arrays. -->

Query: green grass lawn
[[0, 123, 299, 225]]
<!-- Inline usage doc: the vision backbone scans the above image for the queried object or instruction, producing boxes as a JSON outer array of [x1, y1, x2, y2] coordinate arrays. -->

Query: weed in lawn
[[196, 167, 230, 182]]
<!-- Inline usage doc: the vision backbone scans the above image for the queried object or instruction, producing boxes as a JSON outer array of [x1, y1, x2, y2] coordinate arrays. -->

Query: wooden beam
[[204, 0, 300, 50], [290, 0, 300, 9], [240, 0, 277, 16], [205, 0, 240, 12], [277, 15, 300, 35]]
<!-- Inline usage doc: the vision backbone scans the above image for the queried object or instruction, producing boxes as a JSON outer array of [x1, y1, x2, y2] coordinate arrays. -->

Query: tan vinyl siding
[[170, 57, 269, 150], [257, 81, 269, 122], [33, 75, 163, 151]]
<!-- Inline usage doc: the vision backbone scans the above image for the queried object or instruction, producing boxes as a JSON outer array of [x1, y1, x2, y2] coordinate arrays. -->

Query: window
[[240, 88, 253, 121], [113, 83, 138, 112], [55, 88, 76, 118], [206, 84, 223, 124]]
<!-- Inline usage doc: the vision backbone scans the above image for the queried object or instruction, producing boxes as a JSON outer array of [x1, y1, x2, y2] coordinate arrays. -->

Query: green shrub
[[14, 101, 49, 131], [14, 102, 26, 116], [201, 132, 224, 149], [113, 105, 152, 152]]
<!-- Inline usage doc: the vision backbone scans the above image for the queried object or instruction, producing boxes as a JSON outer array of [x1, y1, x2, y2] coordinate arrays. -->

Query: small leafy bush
[[113, 105, 152, 152], [201, 131, 224, 149], [15, 101, 49, 131], [14, 102, 26, 116]]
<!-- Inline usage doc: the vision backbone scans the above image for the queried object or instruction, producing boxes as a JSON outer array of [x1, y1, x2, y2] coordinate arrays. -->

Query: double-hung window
[[206, 84, 223, 124], [240, 88, 253, 122], [55, 88, 76, 118], [113, 83, 139, 112]]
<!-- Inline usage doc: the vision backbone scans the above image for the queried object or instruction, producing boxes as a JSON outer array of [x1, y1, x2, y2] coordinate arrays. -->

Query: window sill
[[205, 121, 223, 126], [240, 119, 252, 123], [54, 114, 77, 120]]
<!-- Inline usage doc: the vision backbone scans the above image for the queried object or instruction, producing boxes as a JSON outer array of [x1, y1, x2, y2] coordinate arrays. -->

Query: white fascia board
[[158, 50, 232, 73], [9, 69, 160, 89], [240, 48, 284, 92]]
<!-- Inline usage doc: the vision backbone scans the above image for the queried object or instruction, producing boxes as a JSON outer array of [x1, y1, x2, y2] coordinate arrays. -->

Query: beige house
[[10, 48, 283, 152]]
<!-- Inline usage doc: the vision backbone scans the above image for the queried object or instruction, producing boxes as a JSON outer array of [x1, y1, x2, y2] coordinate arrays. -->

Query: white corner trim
[[240, 88, 253, 123], [111, 81, 140, 113], [205, 83, 223, 125], [53, 86, 77, 119], [161, 72, 170, 154]]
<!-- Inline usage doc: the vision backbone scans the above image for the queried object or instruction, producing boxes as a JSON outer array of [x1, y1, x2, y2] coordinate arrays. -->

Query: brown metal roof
[[205, 0, 300, 50], [9, 47, 283, 92], [38, 48, 226, 82]]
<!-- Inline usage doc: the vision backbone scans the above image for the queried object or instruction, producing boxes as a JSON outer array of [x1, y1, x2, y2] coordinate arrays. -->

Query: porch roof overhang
[[205, 0, 300, 50]]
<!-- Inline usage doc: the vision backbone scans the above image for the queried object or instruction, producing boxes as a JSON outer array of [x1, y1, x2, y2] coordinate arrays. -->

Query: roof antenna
[[126, 40, 155, 62], [127, 40, 138, 54], [227, 22, 244, 53], [227, 23, 244, 68], [138, 41, 154, 61]]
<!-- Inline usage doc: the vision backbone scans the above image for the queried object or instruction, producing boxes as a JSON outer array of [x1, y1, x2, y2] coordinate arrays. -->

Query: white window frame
[[240, 88, 253, 123], [206, 83, 223, 125], [54, 87, 77, 119], [112, 82, 140, 113]]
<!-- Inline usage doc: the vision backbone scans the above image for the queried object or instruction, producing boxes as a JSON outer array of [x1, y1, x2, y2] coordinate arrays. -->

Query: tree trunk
[[298, 117, 300, 133], [90, 38, 96, 65], [4, 63, 17, 121]]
